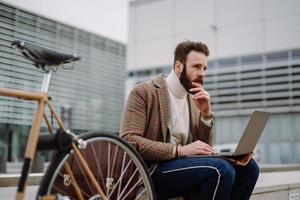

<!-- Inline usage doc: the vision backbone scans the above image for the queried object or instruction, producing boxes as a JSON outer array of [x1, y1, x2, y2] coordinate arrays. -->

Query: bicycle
[[0, 41, 155, 200]]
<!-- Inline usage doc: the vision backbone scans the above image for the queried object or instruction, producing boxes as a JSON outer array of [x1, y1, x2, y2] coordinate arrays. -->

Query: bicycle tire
[[37, 132, 155, 200]]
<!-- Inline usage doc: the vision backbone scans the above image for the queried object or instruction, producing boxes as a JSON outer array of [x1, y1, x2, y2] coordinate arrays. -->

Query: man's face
[[179, 51, 208, 93]]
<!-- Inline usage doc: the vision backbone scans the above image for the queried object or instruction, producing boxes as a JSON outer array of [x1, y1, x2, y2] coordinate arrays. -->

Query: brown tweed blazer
[[120, 75, 213, 162]]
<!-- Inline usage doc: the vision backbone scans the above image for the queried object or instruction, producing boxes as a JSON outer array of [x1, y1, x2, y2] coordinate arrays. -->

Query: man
[[120, 40, 259, 200]]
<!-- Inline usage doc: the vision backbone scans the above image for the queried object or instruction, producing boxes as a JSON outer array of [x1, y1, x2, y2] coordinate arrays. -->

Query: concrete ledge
[[259, 164, 300, 173], [1, 166, 300, 200], [0, 173, 43, 187], [251, 186, 300, 200], [251, 170, 300, 200]]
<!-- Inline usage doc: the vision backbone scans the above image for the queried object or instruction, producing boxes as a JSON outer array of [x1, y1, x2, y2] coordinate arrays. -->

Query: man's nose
[[198, 69, 205, 77]]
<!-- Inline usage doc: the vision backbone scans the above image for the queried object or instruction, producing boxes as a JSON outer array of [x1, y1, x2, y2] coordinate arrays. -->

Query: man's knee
[[216, 159, 236, 185], [246, 159, 260, 181]]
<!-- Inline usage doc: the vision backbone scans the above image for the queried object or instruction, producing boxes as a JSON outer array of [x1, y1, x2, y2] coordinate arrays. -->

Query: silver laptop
[[193, 111, 270, 157]]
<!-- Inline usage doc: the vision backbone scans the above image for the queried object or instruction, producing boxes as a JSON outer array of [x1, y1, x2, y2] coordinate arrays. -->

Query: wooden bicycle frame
[[0, 87, 107, 200]]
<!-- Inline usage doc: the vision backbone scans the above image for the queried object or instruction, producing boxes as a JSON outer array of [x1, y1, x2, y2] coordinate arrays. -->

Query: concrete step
[[252, 170, 300, 200], [1, 163, 300, 200]]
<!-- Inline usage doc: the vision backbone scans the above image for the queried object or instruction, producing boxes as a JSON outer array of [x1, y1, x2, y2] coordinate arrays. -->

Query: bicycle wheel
[[37, 132, 155, 200]]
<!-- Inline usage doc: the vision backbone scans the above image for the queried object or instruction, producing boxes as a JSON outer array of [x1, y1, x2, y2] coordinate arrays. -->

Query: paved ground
[[1, 163, 300, 199], [1, 171, 300, 199], [3, 162, 49, 174], [0, 186, 38, 200]]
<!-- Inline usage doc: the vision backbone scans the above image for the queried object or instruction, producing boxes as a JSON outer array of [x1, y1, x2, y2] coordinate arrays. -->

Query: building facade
[[0, 2, 126, 162], [127, 0, 300, 164]]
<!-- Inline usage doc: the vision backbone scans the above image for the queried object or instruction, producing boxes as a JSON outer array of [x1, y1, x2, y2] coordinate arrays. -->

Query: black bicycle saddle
[[11, 40, 81, 68]]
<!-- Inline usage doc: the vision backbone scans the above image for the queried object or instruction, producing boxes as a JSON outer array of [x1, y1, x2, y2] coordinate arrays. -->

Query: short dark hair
[[173, 40, 209, 68]]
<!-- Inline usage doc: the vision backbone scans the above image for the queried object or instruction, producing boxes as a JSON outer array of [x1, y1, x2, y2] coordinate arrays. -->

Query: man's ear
[[174, 60, 183, 74]]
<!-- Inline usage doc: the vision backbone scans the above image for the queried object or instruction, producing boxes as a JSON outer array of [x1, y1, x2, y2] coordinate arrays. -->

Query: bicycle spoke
[[108, 142, 111, 177], [63, 162, 85, 200], [117, 168, 139, 200], [38, 133, 154, 200], [111, 145, 120, 178], [91, 142, 106, 189], [107, 142, 111, 196], [55, 163, 93, 199], [106, 144, 120, 198], [121, 177, 144, 200], [117, 151, 127, 197], [73, 153, 95, 196], [135, 188, 147, 200], [107, 157, 133, 199]]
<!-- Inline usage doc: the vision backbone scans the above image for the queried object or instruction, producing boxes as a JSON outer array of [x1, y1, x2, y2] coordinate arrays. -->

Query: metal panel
[[0, 2, 126, 132]]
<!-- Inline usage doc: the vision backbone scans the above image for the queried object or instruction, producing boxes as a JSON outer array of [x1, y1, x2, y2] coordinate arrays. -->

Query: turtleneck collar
[[166, 70, 188, 98]]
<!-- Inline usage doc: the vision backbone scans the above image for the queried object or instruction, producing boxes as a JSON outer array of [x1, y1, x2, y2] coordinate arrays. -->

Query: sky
[[2, 0, 128, 43]]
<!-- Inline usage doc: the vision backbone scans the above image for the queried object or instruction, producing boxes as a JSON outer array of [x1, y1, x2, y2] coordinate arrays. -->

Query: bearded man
[[120, 40, 259, 200]]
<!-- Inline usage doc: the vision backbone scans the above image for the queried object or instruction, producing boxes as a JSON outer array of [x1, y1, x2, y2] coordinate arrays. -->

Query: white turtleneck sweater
[[166, 70, 190, 146]]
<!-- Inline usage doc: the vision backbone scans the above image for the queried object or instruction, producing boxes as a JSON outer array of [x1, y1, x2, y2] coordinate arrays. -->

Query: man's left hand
[[189, 82, 212, 116]]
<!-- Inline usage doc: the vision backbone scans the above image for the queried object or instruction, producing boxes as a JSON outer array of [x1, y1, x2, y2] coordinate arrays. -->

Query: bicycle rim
[[37, 132, 155, 200]]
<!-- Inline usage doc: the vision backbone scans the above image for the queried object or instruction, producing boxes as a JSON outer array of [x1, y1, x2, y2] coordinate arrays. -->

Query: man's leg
[[151, 157, 236, 200], [230, 159, 260, 200]]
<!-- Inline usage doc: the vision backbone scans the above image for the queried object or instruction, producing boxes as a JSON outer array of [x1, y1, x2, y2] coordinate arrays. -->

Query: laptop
[[192, 111, 270, 157]]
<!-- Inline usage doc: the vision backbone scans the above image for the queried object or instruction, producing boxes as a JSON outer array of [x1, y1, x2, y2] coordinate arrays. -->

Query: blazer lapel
[[153, 75, 169, 142], [188, 95, 200, 141]]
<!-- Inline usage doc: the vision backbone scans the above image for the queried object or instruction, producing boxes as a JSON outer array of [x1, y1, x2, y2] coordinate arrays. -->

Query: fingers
[[195, 140, 215, 152], [189, 87, 202, 93], [195, 149, 215, 155], [189, 82, 210, 100], [195, 140, 211, 147], [192, 140, 216, 155], [192, 94, 210, 101], [189, 82, 204, 93], [181, 140, 216, 156]]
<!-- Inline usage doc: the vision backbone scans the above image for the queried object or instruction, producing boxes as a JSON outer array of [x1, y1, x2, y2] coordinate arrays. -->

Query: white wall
[[128, 0, 300, 70], [128, 0, 174, 70]]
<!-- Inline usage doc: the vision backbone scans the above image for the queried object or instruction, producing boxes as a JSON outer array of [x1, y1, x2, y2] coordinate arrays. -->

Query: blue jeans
[[151, 157, 259, 200]]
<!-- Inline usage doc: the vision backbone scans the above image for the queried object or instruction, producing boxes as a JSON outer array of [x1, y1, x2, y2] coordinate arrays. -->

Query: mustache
[[192, 78, 204, 85]]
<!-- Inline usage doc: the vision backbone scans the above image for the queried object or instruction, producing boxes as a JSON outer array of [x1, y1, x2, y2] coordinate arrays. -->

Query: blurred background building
[[1, 0, 300, 165], [0, 2, 126, 162], [126, 0, 300, 164]]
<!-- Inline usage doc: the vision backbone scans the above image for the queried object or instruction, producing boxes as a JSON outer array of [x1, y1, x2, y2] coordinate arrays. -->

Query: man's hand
[[181, 140, 216, 156], [189, 82, 212, 116]]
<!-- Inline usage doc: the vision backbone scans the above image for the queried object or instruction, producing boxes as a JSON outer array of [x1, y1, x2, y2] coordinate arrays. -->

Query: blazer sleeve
[[198, 118, 214, 146], [120, 85, 176, 161]]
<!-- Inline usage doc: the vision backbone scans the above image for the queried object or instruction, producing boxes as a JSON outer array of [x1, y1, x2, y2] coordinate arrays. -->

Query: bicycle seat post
[[41, 70, 53, 93]]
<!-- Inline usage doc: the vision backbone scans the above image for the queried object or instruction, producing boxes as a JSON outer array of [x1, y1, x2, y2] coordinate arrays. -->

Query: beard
[[179, 63, 204, 94]]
